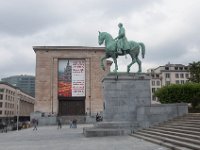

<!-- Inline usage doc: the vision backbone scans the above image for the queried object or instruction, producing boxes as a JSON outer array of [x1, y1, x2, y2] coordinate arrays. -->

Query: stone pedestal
[[83, 73, 151, 137], [83, 73, 188, 137], [102, 73, 151, 122]]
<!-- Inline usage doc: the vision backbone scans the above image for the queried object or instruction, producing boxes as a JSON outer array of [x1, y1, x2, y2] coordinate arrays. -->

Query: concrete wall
[[137, 103, 188, 128]]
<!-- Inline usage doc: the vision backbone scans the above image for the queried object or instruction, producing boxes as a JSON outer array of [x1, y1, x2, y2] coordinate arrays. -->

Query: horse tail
[[139, 42, 145, 58]]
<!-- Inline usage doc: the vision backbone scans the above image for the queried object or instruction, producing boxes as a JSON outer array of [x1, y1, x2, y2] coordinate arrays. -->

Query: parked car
[[22, 121, 31, 129]]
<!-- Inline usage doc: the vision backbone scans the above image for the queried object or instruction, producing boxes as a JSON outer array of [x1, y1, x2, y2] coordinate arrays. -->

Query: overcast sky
[[0, 0, 199, 79]]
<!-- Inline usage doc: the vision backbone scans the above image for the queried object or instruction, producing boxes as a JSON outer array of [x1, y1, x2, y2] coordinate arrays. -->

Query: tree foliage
[[189, 61, 200, 83], [154, 83, 200, 104]]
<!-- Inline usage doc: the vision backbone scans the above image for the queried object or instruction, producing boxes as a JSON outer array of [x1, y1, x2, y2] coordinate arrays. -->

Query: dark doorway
[[58, 97, 85, 116]]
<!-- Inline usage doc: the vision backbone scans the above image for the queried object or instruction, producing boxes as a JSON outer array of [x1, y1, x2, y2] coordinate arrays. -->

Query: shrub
[[154, 83, 200, 104]]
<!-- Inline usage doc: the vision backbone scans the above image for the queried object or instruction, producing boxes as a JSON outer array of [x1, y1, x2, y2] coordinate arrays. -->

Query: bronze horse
[[98, 32, 145, 73]]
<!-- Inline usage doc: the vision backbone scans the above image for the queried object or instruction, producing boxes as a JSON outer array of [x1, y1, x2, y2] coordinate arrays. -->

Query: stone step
[[176, 117, 200, 120], [140, 130, 200, 145], [165, 121, 200, 125], [176, 115, 200, 118], [83, 127, 129, 137], [187, 113, 200, 116], [155, 126, 200, 136], [132, 132, 200, 150], [170, 119, 200, 123], [163, 122, 200, 128], [161, 124, 200, 131], [146, 128, 200, 140], [131, 134, 193, 150], [94, 121, 137, 129]]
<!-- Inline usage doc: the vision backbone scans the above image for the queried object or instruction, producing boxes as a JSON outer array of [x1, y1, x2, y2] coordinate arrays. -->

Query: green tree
[[189, 61, 200, 83], [154, 83, 200, 104]]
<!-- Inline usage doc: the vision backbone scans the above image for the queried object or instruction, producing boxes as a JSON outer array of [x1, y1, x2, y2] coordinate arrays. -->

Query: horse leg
[[127, 59, 136, 73], [101, 56, 107, 70], [127, 53, 136, 73], [136, 57, 142, 73], [112, 55, 118, 72]]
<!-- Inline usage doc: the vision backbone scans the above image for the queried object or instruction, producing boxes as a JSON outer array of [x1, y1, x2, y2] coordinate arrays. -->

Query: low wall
[[30, 111, 91, 126], [137, 103, 188, 128]]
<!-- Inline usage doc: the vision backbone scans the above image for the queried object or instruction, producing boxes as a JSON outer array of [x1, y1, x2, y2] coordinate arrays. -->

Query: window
[[152, 88, 156, 93], [175, 74, 179, 78], [181, 80, 184, 84], [0, 110, 2, 115], [156, 81, 160, 86], [165, 73, 170, 78], [165, 67, 169, 70], [0, 94, 3, 100], [176, 80, 180, 84], [152, 81, 155, 86], [0, 88, 4, 92], [0, 102, 2, 107], [185, 74, 189, 78], [156, 74, 159, 78], [180, 73, 184, 78]]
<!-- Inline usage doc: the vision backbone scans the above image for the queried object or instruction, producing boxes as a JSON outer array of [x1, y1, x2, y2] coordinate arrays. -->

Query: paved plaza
[[0, 124, 169, 150]]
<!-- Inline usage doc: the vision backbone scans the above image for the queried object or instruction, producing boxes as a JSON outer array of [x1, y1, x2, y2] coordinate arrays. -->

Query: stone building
[[33, 46, 111, 116], [0, 82, 35, 123], [1, 75, 35, 97], [147, 63, 190, 102]]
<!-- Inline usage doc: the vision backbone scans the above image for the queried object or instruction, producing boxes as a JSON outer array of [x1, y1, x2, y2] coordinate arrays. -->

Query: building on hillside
[[147, 63, 190, 102], [1, 75, 35, 97], [33, 46, 112, 116], [0, 82, 35, 124]]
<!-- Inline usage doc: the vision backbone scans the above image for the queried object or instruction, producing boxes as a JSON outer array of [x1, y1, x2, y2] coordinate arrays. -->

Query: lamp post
[[16, 91, 20, 131]]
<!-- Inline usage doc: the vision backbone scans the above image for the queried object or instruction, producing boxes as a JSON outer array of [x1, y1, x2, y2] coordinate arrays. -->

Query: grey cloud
[[0, 0, 200, 78], [0, 0, 79, 36], [87, 0, 162, 17]]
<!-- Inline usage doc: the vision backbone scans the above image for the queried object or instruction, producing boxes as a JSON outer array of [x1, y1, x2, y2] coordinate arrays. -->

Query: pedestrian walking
[[32, 118, 38, 131], [57, 116, 62, 129], [69, 120, 73, 128]]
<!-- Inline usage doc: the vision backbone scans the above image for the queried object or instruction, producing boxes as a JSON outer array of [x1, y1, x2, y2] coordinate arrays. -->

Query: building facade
[[0, 82, 35, 123], [1, 75, 35, 97], [147, 63, 190, 102], [33, 46, 111, 116]]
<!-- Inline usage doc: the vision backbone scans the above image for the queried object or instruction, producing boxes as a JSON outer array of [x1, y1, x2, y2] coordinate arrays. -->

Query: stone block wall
[[33, 46, 111, 115], [137, 103, 188, 128], [102, 73, 151, 122]]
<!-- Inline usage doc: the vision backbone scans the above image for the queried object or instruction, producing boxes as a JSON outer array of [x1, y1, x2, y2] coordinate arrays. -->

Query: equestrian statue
[[98, 23, 145, 73]]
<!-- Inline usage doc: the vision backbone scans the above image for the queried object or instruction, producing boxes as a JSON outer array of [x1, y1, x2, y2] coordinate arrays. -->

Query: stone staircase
[[131, 113, 200, 150]]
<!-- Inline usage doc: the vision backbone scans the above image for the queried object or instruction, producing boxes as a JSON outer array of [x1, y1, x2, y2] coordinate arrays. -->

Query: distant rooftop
[[33, 46, 105, 52]]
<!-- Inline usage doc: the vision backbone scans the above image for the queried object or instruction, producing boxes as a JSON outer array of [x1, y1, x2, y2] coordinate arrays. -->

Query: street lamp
[[17, 98, 19, 131], [16, 90, 20, 131]]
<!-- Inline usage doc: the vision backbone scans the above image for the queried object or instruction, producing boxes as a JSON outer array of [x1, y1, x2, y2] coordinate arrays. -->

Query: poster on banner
[[58, 59, 85, 97]]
